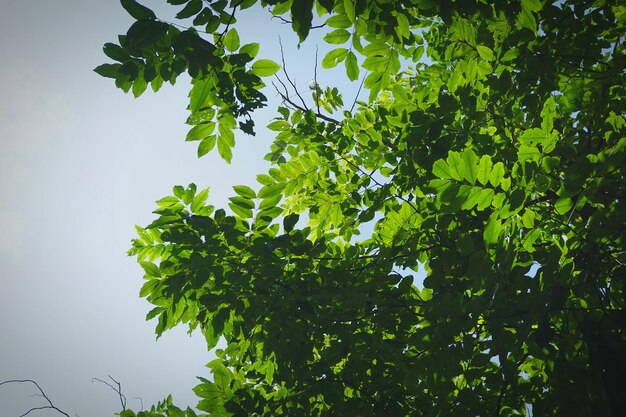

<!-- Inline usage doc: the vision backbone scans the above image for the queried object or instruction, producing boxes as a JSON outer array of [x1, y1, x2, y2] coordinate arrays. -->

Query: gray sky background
[[0, 1, 353, 415]]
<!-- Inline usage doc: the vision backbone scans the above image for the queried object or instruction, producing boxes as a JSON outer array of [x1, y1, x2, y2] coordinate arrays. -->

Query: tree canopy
[[98, 1, 626, 416]]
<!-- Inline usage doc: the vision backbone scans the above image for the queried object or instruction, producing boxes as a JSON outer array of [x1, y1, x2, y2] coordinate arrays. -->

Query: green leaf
[[258, 182, 285, 199], [240, 42, 260, 58], [156, 195, 179, 207], [521, 208, 535, 228], [186, 122, 215, 141], [343, 0, 356, 22], [189, 78, 213, 114], [132, 75, 147, 97], [518, 145, 541, 161], [229, 203, 253, 218], [183, 184, 196, 205], [103, 43, 128, 62], [126, 20, 169, 49], [395, 12, 410, 39], [462, 186, 494, 211], [432, 158, 452, 179], [176, 0, 202, 19], [267, 120, 291, 131], [223, 28, 240, 52], [522, 0, 542, 12], [554, 197, 573, 215], [488, 162, 505, 187], [233, 185, 256, 199], [150, 74, 164, 92], [258, 206, 283, 220], [517, 6, 537, 34], [322, 48, 349, 68], [283, 213, 299, 232], [345, 51, 359, 81], [476, 45, 494, 61], [257, 174, 274, 186], [363, 42, 389, 57], [476, 188, 495, 211], [541, 156, 560, 173], [522, 228, 541, 252], [139, 261, 161, 278], [484, 214, 502, 248], [519, 128, 545, 146], [271, 0, 292, 15], [94, 63, 121, 79], [251, 59, 281, 77], [446, 151, 465, 181], [193, 382, 223, 400], [461, 149, 479, 184], [197, 135, 216, 157], [326, 15, 352, 28], [191, 188, 209, 212], [324, 29, 351, 44], [291, 0, 314, 41], [167, 406, 185, 417], [230, 196, 255, 210], [120, 0, 156, 20], [362, 55, 389, 72], [541, 96, 556, 133], [259, 193, 282, 210], [217, 135, 233, 163]]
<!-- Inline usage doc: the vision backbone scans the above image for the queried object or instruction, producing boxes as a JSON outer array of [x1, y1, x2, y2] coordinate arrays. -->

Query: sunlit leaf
[[251, 59, 280, 76]]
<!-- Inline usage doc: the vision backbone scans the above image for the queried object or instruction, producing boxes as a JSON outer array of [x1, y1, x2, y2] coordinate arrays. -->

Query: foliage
[[100, 0, 626, 416]]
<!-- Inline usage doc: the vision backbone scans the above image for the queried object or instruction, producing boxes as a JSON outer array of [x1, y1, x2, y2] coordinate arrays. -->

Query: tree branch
[[272, 81, 340, 124], [271, 15, 326, 29], [278, 36, 309, 111], [0, 379, 70, 417], [92, 375, 126, 411]]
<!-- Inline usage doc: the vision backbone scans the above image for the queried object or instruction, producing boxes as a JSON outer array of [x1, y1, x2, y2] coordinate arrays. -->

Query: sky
[[0, 1, 352, 416]]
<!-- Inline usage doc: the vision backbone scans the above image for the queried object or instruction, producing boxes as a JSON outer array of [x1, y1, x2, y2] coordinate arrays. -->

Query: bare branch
[[0, 379, 70, 417], [349, 74, 366, 114], [92, 375, 126, 411], [271, 15, 326, 29], [278, 36, 309, 111], [272, 39, 340, 124], [314, 46, 320, 114], [133, 396, 144, 411]]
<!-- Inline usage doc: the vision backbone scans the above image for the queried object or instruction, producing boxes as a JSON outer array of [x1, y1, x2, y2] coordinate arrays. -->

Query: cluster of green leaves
[[95, 0, 282, 161], [119, 394, 199, 417], [102, 0, 626, 416]]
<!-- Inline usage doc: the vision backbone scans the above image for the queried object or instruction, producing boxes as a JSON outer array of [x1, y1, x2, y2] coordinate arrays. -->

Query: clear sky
[[0, 1, 351, 415]]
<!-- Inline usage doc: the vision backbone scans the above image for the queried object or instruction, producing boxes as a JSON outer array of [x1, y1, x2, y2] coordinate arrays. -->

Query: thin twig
[[278, 36, 309, 111], [349, 74, 366, 113], [133, 396, 144, 411], [272, 15, 326, 29], [0, 379, 70, 417], [92, 375, 126, 411], [215, 0, 244, 47], [272, 82, 340, 124], [314, 46, 321, 114]]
